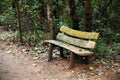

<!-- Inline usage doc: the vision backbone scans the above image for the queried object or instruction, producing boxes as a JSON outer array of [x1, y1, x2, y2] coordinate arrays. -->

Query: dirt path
[[0, 41, 120, 80]]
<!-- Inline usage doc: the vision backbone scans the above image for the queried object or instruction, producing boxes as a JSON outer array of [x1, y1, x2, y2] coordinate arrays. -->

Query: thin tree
[[68, 0, 79, 30], [39, 0, 45, 22], [47, 0, 57, 61], [13, 0, 23, 44], [84, 0, 92, 31]]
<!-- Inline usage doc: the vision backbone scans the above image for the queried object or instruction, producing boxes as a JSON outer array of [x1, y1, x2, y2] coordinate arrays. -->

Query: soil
[[0, 41, 120, 80]]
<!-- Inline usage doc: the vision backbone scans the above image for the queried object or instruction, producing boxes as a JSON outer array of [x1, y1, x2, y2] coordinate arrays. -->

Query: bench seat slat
[[44, 40, 93, 56]]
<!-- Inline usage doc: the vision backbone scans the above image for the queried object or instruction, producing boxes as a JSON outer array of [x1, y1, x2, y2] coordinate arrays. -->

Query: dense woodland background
[[0, 0, 120, 62]]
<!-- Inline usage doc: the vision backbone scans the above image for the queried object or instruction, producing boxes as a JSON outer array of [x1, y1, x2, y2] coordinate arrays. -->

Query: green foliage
[[95, 33, 120, 60], [14, 31, 20, 39], [0, 6, 16, 26], [0, 0, 120, 61]]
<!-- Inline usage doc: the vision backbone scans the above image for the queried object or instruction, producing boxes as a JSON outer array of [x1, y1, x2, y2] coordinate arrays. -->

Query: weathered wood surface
[[69, 52, 75, 69], [60, 25, 99, 40], [57, 33, 96, 49], [48, 44, 54, 61], [44, 40, 93, 56]]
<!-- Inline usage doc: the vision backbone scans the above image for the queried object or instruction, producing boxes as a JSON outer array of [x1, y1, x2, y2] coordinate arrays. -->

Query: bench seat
[[45, 40, 93, 56]]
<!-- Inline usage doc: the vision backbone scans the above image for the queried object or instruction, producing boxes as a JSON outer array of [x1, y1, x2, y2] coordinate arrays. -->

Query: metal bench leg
[[48, 44, 53, 62], [69, 52, 75, 69]]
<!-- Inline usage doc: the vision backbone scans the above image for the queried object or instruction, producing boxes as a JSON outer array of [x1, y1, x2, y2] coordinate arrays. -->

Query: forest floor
[[0, 28, 120, 80]]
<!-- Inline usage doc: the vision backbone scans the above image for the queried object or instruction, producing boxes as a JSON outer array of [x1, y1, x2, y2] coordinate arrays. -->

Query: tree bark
[[47, 0, 56, 39], [68, 0, 79, 30], [47, 0, 57, 61], [39, 0, 45, 21], [14, 0, 23, 44], [84, 0, 92, 31], [69, 52, 75, 69]]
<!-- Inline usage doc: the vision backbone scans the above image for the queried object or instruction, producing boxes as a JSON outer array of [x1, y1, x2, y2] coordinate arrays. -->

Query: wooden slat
[[57, 33, 96, 49], [44, 40, 93, 56], [60, 25, 99, 40]]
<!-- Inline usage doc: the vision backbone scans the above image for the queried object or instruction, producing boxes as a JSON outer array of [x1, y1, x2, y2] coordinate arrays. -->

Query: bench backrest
[[56, 26, 99, 49], [60, 26, 99, 40]]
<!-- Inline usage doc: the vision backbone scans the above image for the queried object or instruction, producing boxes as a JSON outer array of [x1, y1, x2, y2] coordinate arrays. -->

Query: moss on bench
[[60, 25, 99, 40]]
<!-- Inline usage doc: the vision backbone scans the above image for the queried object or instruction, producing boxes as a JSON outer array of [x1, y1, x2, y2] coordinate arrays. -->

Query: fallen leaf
[[89, 72, 96, 75], [101, 60, 107, 65], [32, 64, 37, 67], [6, 50, 12, 54], [33, 57, 39, 60], [22, 49, 26, 52], [34, 47, 39, 51], [89, 66, 94, 71], [9, 46, 13, 48], [24, 51, 28, 54], [71, 70, 75, 73], [36, 50, 41, 54], [113, 63, 119, 67]]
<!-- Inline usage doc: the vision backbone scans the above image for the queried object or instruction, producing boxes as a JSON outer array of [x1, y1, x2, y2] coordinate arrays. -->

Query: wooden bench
[[44, 25, 99, 69]]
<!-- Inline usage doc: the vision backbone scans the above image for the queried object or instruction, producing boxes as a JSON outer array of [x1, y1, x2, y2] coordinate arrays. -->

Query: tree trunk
[[39, 0, 45, 21], [84, 0, 92, 31], [14, 0, 23, 44], [38, 0, 50, 31], [47, 0, 56, 39], [68, 0, 79, 30], [47, 0, 56, 61]]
